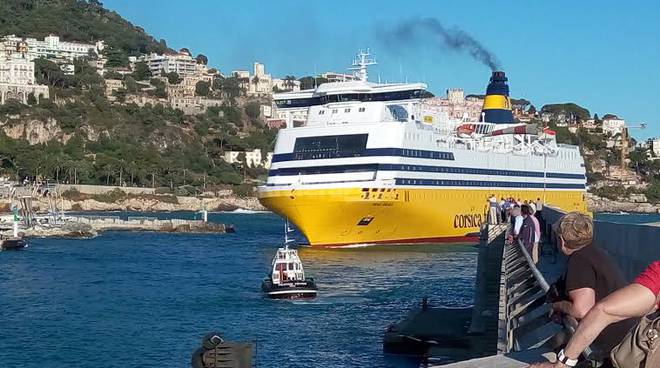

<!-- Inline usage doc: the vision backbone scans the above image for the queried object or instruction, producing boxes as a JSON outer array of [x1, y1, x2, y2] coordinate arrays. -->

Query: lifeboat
[[456, 123, 476, 137]]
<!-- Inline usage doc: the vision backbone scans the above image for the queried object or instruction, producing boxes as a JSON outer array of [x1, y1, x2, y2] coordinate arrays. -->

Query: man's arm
[[529, 283, 656, 368], [552, 288, 596, 319]]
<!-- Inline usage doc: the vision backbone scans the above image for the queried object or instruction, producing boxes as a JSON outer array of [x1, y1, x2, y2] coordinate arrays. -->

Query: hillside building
[[319, 71, 357, 83], [652, 138, 660, 158], [223, 149, 272, 168], [0, 42, 49, 104], [232, 63, 273, 96], [422, 89, 483, 121], [0, 34, 104, 62], [273, 78, 301, 92], [602, 117, 626, 136], [139, 49, 197, 77]]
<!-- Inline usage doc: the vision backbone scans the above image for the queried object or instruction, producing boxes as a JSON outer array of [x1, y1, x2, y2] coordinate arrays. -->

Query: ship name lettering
[[453, 214, 483, 228]]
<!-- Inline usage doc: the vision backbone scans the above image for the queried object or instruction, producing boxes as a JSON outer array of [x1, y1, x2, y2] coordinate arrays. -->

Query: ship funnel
[[480, 71, 514, 124]]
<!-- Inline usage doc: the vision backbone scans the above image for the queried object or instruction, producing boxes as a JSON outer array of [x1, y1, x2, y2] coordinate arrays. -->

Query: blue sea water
[[0, 212, 478, 368], [594, 212, 660, 224]]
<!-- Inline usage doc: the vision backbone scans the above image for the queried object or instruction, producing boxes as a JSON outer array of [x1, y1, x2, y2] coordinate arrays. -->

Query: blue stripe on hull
[[268, 163, 585, 180]]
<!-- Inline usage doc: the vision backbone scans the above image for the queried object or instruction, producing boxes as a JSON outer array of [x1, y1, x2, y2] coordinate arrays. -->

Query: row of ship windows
[[395, 178, 584, 189], [400, 191, 583, 200], [318, 107, 367, 115]]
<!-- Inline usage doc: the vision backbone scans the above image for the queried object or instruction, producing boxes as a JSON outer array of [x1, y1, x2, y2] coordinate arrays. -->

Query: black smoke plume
[[382, 17, 500, 71]]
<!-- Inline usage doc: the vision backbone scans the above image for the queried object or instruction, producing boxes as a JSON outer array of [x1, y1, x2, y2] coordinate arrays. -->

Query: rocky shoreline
[[586, 193, 660, 214], [1, 193, 267, 213]]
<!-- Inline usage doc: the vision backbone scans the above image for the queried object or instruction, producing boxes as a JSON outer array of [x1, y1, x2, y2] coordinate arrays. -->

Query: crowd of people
[[508, 211, 660, 368], [486, 195, 544, 264]]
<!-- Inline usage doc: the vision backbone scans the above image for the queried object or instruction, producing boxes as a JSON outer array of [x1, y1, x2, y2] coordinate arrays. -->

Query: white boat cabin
[[271, 247, 306, 285]]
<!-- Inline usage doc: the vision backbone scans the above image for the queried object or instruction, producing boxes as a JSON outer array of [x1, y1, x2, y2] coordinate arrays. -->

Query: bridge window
[[293, 134, 369, 160]]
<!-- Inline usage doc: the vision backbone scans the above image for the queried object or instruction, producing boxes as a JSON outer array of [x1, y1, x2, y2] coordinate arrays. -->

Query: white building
[[652, 138, 660, 158], [273, 78, 301, 92], [422, 89, 483, 122], [0, 43, 49, 104], [320, 71, 357, 83], [232, 63, 273, 96], [0, 34, 103, 61], [602, 117, 626, 136], [139, 49, 197, 77], [223, 149, 272, 168]]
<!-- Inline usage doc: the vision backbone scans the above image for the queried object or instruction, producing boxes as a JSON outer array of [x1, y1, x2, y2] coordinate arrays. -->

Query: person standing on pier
[[488, 194, 499, 225], [519, 205, 537, 263], [541, 212, 637, 367], [529, 261, 660, 368]]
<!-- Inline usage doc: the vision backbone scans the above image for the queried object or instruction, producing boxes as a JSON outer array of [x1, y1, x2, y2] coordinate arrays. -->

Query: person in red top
[[529, 261, 660, 367]]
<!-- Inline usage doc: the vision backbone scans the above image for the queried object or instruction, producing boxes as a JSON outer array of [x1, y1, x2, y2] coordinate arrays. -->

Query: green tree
[[245, 102, 261, 120], [527, 104, 537, 115], [132, 61, 151, 81], [164, 71, 181, 85], [104, 46, 129, 67], [196, 54, 208, 65], [195, 81, 211, 96], [34, 58, 64, 86], [26, 92, 37, 105]]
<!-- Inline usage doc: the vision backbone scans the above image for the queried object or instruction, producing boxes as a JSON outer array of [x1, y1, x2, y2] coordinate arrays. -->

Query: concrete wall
[[57, 184, 156, 195], [542, 207, 660, 281]]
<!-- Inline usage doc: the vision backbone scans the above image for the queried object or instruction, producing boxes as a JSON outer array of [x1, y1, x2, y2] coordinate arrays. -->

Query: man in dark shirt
[[550, 212, 638, 365]]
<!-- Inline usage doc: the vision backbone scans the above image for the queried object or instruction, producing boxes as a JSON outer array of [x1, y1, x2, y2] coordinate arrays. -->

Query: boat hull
[[262, 279, 318, 299], [258, 186, 587, 247]]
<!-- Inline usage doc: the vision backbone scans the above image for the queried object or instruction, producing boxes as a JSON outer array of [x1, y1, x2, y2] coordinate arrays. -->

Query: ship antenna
[[348, 48, 377, 82]]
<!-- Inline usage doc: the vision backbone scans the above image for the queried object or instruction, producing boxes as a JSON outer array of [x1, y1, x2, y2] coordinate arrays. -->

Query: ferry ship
[[258, 51, 587, 247]]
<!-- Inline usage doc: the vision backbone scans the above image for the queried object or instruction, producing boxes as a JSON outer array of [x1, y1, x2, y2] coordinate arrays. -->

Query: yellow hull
[[258, 187, 587, 246]]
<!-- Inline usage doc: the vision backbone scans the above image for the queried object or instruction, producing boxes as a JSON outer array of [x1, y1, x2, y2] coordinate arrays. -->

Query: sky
[[103, 0, 660, 139]]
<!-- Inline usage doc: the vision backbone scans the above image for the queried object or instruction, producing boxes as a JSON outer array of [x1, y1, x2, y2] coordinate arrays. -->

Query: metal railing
[[497, 229, 595, 361]]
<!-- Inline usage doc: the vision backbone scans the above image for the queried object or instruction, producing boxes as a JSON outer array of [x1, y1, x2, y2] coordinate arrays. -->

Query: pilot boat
[[262, 223, 317, 299]]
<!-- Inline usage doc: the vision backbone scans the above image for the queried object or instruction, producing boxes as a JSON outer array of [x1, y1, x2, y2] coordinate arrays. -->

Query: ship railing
[[499, 236, 597, 361]]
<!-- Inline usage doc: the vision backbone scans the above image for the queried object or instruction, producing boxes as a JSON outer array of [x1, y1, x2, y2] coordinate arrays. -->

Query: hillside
[[0, 0, 274, 191], [0, 0, 170, 65]]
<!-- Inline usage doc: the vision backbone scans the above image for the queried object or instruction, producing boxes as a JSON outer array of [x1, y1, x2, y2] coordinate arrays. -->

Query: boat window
[[359, 107, 366, 112], [288, 263, 294, 270], [318, 110, 325, 115], [344, 108, 351, 113], [331, 109, 338, 114], [293, 134, 368, 160], [274, 89, 435, 109], [387, 105, 408, 122]]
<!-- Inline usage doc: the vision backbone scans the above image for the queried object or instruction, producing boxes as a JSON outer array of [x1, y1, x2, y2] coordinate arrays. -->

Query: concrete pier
[[418, 207, 659, 367]]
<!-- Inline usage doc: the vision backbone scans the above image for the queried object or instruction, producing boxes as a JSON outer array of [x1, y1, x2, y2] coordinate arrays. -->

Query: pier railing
[[498, 233, 595, 359]]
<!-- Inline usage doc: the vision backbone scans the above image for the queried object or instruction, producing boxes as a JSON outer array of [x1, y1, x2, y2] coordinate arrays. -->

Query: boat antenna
[[284, 219, 295, 249], [348, 48, 376, 82]]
